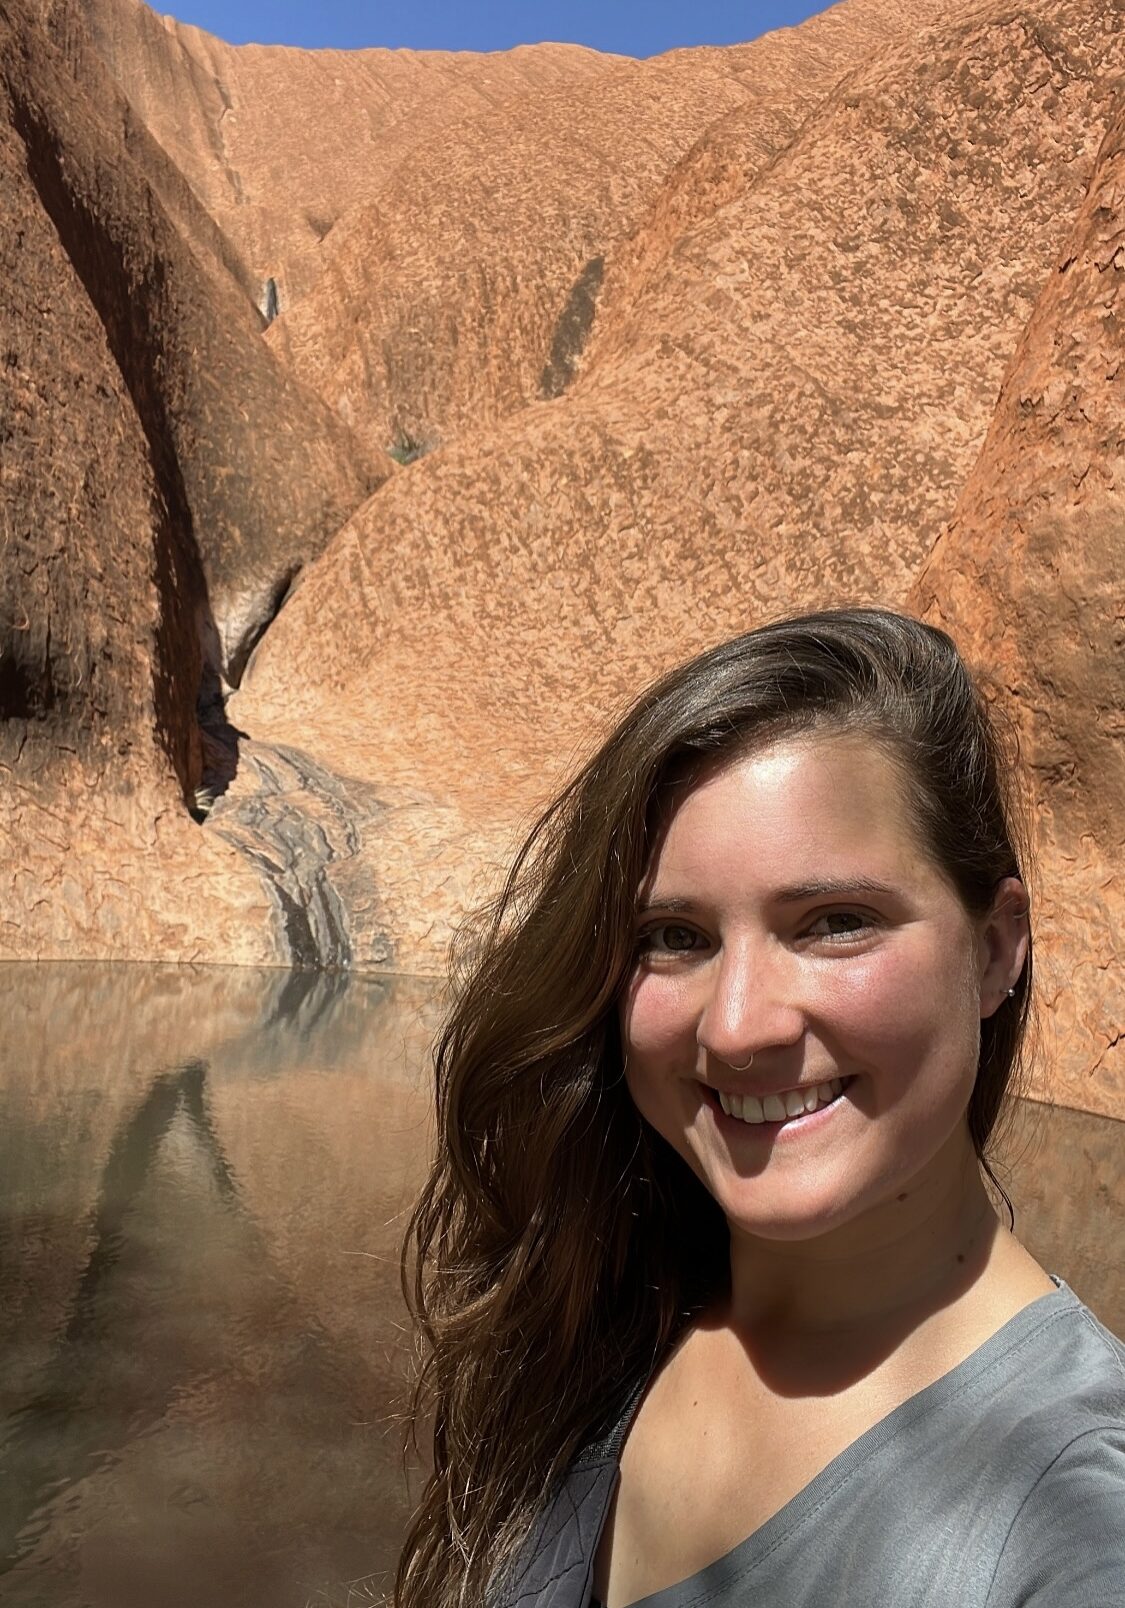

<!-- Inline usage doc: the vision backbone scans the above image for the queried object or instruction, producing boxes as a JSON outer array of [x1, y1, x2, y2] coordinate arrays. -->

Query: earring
[[1006, 987, 1016, 998]]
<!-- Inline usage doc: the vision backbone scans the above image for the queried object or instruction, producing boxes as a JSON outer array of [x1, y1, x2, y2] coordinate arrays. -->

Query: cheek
[[620, 974, 699, 1125], [621, 970, 699, 1057], [824, 943, 980, 1091], [825, 947, 929, 1031]]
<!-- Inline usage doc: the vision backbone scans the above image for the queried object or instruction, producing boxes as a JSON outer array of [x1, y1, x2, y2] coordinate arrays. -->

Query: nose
[[696, 936, 805, 1070]]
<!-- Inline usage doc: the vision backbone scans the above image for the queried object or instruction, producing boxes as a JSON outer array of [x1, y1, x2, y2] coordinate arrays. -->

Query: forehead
[[646, 733, 938, 892]]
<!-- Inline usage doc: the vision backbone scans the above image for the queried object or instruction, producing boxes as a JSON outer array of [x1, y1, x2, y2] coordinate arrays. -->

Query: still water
[[1, 962, 1122, 1608]]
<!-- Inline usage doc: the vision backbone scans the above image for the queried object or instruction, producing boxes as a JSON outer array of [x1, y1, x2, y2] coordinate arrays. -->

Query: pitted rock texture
[[6, 0, 390, 688], [909, 100, 1125, 1118], [78, 0, 628, 316], [3, 0, 1123, 1118], [0, 7, 272, 966], [264, 56, 755, 453], [262, 0, 963, 457]]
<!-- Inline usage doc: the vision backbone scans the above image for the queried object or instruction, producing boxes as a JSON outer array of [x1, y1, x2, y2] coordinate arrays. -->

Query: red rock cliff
[[2, 0, 1121, 1116]]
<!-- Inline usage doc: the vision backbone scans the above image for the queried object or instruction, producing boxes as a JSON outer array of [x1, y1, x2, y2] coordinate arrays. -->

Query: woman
[[396, 608, 1124, 1608]]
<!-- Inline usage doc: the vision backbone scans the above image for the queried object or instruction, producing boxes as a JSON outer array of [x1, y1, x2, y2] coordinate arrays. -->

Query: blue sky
[[162, 1, 832, 57]]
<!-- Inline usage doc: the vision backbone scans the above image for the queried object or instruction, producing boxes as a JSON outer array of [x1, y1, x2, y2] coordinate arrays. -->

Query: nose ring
[[724, 1053, 754, 1072]]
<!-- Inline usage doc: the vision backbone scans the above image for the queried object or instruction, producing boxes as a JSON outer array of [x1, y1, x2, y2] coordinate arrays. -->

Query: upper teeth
[[717, 1079, 844, 1124]]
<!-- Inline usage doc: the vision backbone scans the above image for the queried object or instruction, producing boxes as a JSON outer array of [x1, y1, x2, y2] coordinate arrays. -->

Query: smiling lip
[[705, 1076, 855, 1131]]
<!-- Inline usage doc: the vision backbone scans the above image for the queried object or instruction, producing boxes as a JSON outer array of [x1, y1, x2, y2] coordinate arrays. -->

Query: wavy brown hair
[[395, 607, 1035, 1608]]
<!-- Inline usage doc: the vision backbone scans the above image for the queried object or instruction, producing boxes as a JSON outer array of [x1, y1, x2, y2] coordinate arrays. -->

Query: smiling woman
[[396, 609, 1125, 1608], [621, 733, 1028, 1247]]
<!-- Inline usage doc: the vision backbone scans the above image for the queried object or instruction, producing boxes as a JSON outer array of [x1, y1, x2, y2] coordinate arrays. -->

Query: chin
[[723, 1202, 863, 1244], [713, 1174, 882, 1244]]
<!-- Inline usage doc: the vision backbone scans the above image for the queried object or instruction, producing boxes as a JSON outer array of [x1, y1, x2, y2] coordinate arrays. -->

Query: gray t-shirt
[[501, 1278, 1125, 1608]]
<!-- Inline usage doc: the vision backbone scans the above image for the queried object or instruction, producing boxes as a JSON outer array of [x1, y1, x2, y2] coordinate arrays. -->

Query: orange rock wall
[[911, 101, 1125, 1116], [2, 0, 1122, 1117]]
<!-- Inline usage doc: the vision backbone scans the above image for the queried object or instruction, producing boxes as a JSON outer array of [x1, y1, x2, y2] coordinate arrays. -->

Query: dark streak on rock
[[207, 741, 392, 971], [4, 62, 210, 800], [540, 254, 605, 400]]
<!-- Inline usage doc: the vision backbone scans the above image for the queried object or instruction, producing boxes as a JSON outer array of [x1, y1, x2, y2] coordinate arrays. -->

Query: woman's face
[[619, 732, 1026, 1243]]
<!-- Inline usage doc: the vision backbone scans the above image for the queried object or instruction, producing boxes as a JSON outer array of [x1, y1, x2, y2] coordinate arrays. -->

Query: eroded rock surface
[[265, 55, 755, 454], [0, 1, 271, 966], [79, 0, 627, 316], [910, 100, 1125, 1117], [206, 741, 393, 970], [2, 0, 1123, 1117], [6, 0, 390, 687]]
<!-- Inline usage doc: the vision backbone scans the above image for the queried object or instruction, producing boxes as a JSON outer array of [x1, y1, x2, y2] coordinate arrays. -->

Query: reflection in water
[[3, 1060, 225, 1564], [0, 964, 439, 1608], [0, 963, 1120, 1607]]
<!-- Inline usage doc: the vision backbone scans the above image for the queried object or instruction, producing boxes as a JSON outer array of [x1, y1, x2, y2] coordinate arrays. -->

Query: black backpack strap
[[489, 1368, 657, 1605], [575, 1371, 652, 1466]]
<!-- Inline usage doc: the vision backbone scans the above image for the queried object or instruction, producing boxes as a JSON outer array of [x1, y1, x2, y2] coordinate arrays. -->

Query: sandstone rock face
[[80, 0, 626, 317], [13, 0, 391, 687], [265, 56, 755, 454], [0, 3, 270, 966], [2, 0, 1122, 1117], [262, 0, 962, 457], [910, 100, 1125, 1117], [0, 0, 386, 964]]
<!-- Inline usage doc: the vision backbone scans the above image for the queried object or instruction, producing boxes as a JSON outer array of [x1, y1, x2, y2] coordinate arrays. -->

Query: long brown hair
[[395, 607, 1035, 1607]]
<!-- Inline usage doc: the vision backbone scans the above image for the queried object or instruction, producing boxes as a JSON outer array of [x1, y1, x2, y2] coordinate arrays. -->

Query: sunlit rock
[[2, 0, 1122, 1120]]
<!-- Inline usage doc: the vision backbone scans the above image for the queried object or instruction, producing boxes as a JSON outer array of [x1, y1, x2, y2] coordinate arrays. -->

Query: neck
[[721, 1128, 1006, 1360]]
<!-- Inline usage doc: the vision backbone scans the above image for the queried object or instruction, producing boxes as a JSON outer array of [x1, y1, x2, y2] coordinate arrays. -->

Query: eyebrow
[[636, 877, 898, 917]]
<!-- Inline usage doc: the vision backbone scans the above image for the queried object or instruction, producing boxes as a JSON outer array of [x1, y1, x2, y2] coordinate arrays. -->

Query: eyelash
[[635, 910, 879, 956]]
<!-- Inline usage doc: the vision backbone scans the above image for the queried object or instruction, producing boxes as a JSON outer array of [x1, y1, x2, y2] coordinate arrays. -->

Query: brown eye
[[807, 910, 875, 939], [637, 923, 705, 954]]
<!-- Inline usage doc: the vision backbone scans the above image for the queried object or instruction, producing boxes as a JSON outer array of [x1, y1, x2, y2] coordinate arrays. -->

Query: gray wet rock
[[206, 742, 393, 970]]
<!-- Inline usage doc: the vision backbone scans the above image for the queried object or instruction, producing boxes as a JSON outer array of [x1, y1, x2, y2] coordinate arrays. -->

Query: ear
[[977, 875, 1030, 1020]]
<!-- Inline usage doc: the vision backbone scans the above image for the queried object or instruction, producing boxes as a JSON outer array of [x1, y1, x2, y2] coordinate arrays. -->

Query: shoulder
[[960, 1275, 1119, 1388], [991, 1286, 1125, 1428], [982, 1289, 1125, 1608], [985, 1423, 1125, 1607]]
